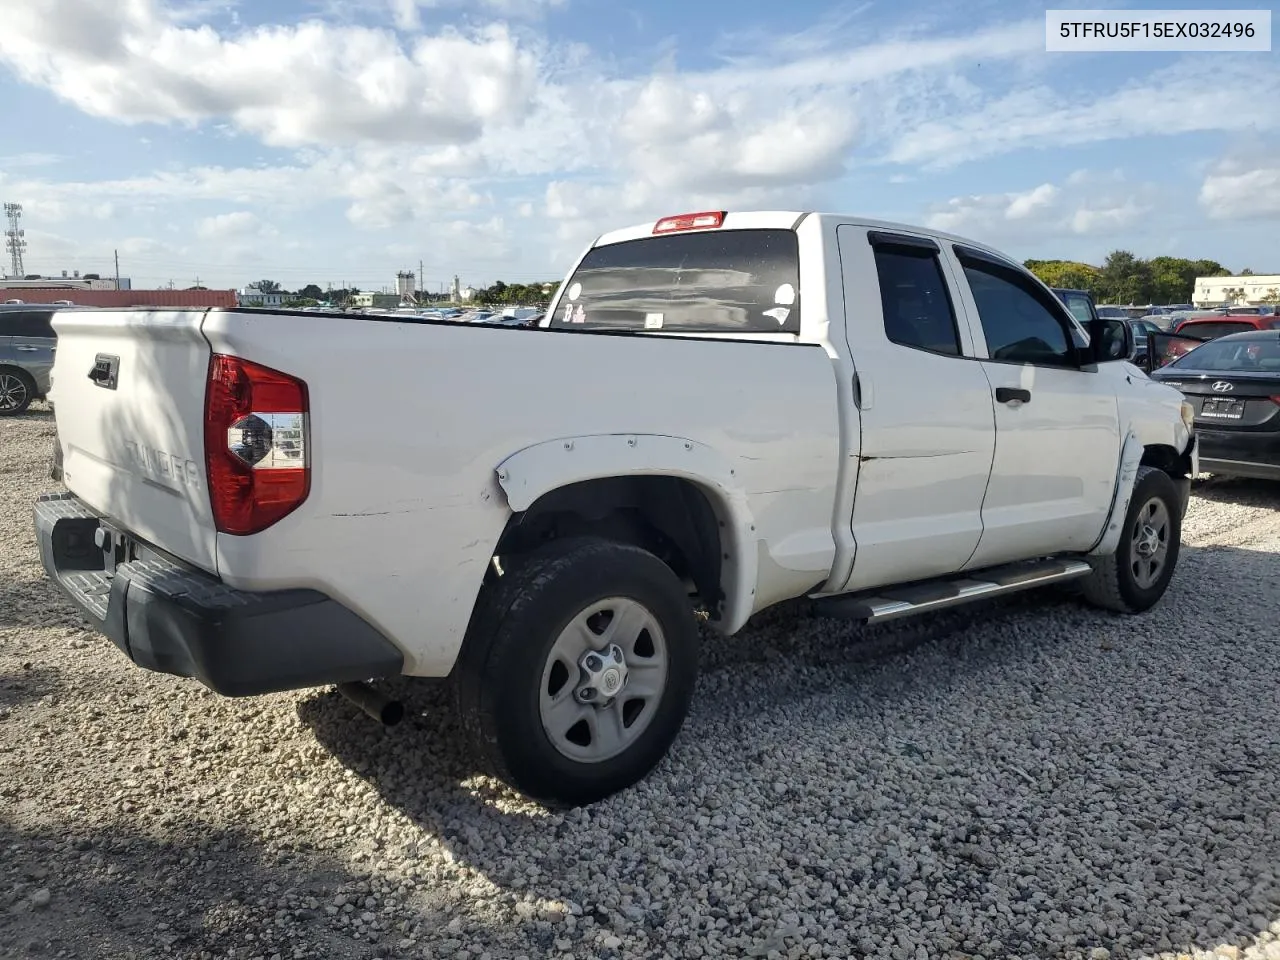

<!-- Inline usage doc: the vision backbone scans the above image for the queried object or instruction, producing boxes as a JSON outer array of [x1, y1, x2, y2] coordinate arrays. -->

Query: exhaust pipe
[[337, 681, 404, 727]]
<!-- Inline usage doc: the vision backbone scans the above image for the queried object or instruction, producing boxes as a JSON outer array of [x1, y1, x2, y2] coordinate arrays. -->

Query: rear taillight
[[1270, 396, 1280, 406], [204, 354, 309, 536]]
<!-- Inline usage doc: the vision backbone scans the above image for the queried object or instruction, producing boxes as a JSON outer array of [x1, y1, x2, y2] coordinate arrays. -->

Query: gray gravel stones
[[3, 405, 1280, 959]]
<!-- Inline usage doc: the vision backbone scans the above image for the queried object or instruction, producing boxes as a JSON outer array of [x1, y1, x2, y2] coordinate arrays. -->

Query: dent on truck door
[[835, 226, 998, 593], [954, 252, 1121, 568]]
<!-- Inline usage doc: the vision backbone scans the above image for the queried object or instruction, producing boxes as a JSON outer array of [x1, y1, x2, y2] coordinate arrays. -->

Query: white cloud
[[1200, 159, 1280, 221], [0, 0, 542, 147], [884, 61, 1280, 168], [1005, 183, 1058, 220], [925, 172, 1160, 246], [386, 0, 566, 32], [196, 210, 270, 240]]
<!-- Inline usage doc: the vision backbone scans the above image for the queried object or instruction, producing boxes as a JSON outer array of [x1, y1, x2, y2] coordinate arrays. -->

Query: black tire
[[453, 537, 700, 807], [0, 368, 34, 416], [1081, 465, 1182, 613]]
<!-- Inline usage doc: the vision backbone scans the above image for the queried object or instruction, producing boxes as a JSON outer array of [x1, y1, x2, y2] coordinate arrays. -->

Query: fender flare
[[494, 434, 760, 634], [1089, 431, 1145, 557]]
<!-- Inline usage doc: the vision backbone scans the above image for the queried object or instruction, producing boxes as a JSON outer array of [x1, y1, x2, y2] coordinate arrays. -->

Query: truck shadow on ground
[[298, 541, 1280, 960]]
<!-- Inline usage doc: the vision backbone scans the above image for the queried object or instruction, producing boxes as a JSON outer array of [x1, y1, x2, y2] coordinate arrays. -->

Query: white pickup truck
[[36, 210, 1197, 806]]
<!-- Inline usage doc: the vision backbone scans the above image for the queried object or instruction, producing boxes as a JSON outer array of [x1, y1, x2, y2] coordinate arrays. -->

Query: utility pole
[[418, 260, 424, 298], [114, 249, 121, 290], [4, 202, 26, 278]]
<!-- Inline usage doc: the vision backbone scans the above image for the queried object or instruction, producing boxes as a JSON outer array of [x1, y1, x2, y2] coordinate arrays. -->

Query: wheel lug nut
[[585, 655, 601, 671]]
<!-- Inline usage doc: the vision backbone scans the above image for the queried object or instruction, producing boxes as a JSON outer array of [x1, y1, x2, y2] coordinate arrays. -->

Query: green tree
[[255, 279, 282, 293], [1146, 256, 1207, 304], [1025, 259, 1101, 291], [1260, 288, 1280, 304], [1096, 250, 1155, 305], [297, 284, 324, 300]]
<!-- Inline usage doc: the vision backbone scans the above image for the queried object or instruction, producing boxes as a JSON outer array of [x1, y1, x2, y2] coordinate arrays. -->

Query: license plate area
[[1199, 398, 1245, 420]]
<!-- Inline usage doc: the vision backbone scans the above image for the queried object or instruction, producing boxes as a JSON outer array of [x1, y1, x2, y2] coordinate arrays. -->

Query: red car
[[1151, 314, 1280, 368]]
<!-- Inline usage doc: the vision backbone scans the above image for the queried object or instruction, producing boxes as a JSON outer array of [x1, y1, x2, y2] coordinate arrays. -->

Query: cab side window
[[873, 245, 962, 357], [960, 259, 1076, 367]]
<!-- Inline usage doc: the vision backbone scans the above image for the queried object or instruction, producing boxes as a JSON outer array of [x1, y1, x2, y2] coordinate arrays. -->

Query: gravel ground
[[3, 402, 1280, 960]]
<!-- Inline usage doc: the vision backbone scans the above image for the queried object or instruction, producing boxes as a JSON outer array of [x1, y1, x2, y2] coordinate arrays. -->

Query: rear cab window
[[551, 229, 800, 334]]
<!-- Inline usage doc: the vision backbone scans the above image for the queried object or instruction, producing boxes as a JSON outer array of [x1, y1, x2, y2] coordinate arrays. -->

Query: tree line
[[1024, 252, 1277, 305]]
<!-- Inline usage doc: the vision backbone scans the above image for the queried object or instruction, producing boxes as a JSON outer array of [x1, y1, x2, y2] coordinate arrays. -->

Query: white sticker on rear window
[[567, 282, 582, 301], [774, 283, 796, 306], [764, 307, 790, 325], [644, 313, 664, 329]]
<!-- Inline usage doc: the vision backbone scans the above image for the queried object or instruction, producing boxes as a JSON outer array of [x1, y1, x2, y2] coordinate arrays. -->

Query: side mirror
[[1087, 318, 1131, 364]]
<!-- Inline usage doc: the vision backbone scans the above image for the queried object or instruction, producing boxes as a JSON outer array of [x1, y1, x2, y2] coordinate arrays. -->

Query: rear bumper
[[1199, 458, 1280, 481], [34, 492, 404, 696], [1196, 427, 1280, 481]]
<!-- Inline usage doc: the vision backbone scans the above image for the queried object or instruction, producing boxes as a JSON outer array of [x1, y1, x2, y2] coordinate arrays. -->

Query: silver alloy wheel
[[538, 596, 669, 763], [0, 373, 28, 412], [1131, 496, 1171, 589]]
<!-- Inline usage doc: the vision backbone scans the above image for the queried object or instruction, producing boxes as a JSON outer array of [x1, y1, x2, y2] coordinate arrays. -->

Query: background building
[[395, 271, 417, 301], [1194, 275, 1280, 306], [351, 292, 401, 309], [0, 272, 131, 291], [238, 283, 285, 307]]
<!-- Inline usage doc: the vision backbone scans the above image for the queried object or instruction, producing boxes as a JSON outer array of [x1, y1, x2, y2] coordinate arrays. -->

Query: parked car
[[0, 306, 60, 415], [1095, 305, 1130, 320], [35, 210, 1195, 806], [1126, 318, 1162, 365], [1176, 315, 1280, 338], [1049, 289, 1152, 365], [1150, 330, 1280, 480], [1051, 288, 1098, 327]]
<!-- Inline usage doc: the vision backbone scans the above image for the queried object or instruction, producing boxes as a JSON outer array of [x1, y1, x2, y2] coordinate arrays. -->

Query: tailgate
[[49, 309, 218, 573]]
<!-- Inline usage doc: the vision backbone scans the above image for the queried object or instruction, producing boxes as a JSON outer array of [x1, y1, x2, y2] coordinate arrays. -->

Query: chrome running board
[[810, 558, 1093, 624]]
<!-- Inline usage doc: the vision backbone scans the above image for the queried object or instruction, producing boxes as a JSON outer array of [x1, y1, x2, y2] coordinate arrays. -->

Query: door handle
[[995, 387, 1031, 404], [15, 345, 39, 352], [852, 372, 873, 409]]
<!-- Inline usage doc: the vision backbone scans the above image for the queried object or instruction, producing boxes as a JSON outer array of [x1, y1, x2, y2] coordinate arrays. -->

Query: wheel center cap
[[1137, 526, 1159, 556], [577, 643, 628, 703]]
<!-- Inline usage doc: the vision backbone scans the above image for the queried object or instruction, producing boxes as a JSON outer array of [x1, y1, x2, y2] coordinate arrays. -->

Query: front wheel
[[454, 537, 700, 807], [1081, 465, 1182, 613]]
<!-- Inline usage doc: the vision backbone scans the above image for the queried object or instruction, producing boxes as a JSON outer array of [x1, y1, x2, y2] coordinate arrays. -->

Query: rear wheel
[[454, 537, 700, 807], [0, 369, 34, 415], [1081, 465, 1182, 613]]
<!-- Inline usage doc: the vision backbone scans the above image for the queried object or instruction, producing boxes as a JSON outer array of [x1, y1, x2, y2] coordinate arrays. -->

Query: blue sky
[[0, 0, 1276, 292]]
